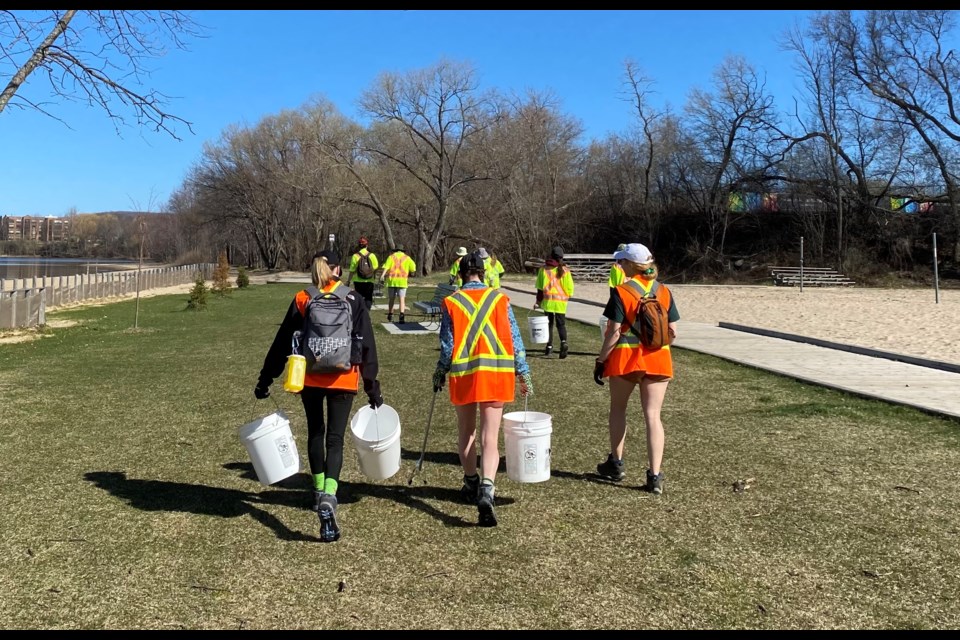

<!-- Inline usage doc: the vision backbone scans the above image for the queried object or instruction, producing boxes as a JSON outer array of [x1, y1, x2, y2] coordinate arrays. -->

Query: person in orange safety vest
[[432, 251, 533, 528], [593, 243, 679, 496], [256, 250, 383, 542]]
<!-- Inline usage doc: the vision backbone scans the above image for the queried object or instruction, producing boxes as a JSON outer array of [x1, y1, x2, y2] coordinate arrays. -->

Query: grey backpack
[[300, 285, 354, 373]]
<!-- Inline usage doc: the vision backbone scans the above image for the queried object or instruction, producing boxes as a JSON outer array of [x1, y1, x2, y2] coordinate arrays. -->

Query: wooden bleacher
[[770, 266, 856, 287], [523, 254, 612, 282]]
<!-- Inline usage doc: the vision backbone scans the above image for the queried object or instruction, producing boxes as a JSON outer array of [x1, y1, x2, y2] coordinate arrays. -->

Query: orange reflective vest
[[443, 287, 516, 405], [603, 277, 673, 379], [295, 281, 360, 391]]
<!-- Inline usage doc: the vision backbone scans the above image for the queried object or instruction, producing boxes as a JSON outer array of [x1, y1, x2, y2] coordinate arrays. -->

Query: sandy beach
[[558, 280, 960, 367]]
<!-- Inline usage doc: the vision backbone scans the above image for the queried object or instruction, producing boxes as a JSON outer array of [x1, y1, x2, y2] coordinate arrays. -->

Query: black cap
[[550, 246, 564, 260], [459, 250, 486, 279], [314, 249, 341, 267]]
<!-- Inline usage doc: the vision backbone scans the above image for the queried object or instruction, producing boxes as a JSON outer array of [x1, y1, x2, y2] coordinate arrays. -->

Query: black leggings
[[354, 281, 374, 309], [299, 387, 356, 482], [546, 312, 567, 344]]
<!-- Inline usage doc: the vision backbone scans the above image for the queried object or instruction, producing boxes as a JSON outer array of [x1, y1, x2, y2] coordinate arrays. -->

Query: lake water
[[0, 257, 139, 280]]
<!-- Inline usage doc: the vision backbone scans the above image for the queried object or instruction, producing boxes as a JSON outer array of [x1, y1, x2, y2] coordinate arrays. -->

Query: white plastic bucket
[[350, 404, 402, 481], [238, 411, 300, 486], [528, 314, 549, 344], [502, 411, 553, 483]]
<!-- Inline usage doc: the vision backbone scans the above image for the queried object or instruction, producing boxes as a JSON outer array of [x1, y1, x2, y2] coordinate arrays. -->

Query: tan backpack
[[622, 280, 671, 349]]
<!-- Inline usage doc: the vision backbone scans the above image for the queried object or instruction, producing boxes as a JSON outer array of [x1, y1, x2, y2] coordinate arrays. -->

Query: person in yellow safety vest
[[534, 246, 574, 359], [346, 236, 379, 310], [478, 247, 505, 290], [379, 247, 417, 323], [449, 246, 468, 286], [432, 250, 533, 528], [593, 243, 679, 496], [609, 243, 627, 290]]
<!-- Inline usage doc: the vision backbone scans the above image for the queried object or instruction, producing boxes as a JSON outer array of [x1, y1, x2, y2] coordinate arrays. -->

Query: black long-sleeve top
[[257, 284, 379, 395]]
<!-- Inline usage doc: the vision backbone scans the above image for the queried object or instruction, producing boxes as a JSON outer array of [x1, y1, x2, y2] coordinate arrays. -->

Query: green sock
[[313, 473, 325, 491], [324, 477, 339, 496]]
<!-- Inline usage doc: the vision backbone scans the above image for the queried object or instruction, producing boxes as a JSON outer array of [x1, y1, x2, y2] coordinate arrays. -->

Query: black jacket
[[258, 283, 379, 395]]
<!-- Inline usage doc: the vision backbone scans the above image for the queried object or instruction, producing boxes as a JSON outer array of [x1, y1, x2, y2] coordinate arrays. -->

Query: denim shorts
[[388, 286, 407, 297]]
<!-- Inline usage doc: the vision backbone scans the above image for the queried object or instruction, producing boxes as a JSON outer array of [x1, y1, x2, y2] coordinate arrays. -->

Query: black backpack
[[356, 251, 375, 279], [300, 285, 354, 373]]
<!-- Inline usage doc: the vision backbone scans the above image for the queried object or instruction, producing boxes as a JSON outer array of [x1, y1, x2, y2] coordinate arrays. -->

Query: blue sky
[[0, 10, 817, 217]]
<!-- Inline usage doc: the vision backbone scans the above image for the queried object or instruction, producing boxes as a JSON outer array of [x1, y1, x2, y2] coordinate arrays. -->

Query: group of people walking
[[254, 237, 678, 541]]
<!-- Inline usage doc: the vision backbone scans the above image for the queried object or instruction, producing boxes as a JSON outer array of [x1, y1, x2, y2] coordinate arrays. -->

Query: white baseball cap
[[613, 243, 653, 263]]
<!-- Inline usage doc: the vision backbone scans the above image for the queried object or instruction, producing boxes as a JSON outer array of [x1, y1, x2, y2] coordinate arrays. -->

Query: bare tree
[[684, 55, 779, 259], [622, 60, 664, 208], [828, 10, 960, 258], [358, 59, 500, 273], [0, 10, 202, 137]]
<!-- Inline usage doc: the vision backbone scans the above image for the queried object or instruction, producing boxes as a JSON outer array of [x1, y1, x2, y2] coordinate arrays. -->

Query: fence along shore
[[0, 263, 214, 329]]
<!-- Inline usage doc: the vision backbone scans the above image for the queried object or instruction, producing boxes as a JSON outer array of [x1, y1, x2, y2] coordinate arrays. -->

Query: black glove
[[593, 360, 606, 386], [254, 384, 270, 400], [366, 380, 384, 409], [432, 366, 447, 393]]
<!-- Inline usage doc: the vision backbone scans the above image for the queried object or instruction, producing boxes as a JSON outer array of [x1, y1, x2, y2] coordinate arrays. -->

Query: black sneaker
[[399, 313, 405, 324], [387, 313, 393, 322], [311, 489, 324, 512], [544, 344, 553, 356], [477, 482, 498, 527], [559, 342, 569, 359], [596, 453, 625, 481], [318, 494, 341, 542], [646, 470, 664, 495], [460, 474, 480, 504]]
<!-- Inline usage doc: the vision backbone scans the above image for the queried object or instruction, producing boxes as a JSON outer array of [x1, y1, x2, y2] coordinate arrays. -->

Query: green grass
[[2, 284, 960, 629]]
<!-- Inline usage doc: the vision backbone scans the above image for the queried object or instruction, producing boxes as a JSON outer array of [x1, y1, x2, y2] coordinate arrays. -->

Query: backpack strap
[[306, 283, 349, 301]]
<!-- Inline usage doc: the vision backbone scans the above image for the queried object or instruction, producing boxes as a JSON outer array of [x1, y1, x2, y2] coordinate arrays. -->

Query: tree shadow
[[85, 470, 320, 542]]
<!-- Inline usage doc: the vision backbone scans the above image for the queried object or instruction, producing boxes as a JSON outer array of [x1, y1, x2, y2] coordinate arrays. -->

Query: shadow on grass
[[399, 447, 508, 472], [85, 470, 320, 543], [551, 468, 651, 492], [222, 461, 514, 528], [534, 350, 599, 359]]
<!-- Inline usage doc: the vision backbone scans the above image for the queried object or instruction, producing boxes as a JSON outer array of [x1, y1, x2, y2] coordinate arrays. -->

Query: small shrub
[[211, 250, 232, 296], [236, 266, 250, 289], [186, 272, 208, 311]]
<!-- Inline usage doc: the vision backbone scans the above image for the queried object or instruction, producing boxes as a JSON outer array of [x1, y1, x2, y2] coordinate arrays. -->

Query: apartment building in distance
[[0, 215, 71, 242]]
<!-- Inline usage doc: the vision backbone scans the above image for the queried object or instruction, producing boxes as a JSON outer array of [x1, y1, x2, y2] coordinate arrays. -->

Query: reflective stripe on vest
[[543, 268, 569, 302], [387, 254, 408, 279], [446, 288, 514, 376]]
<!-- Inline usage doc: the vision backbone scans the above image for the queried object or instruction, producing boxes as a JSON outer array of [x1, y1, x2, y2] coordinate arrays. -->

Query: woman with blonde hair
[[593, 243, 678, 495], [255, 250, 382, 542]]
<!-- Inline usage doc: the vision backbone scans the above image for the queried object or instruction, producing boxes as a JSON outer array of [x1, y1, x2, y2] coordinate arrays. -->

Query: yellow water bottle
[[283, 354, 306, 393]]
